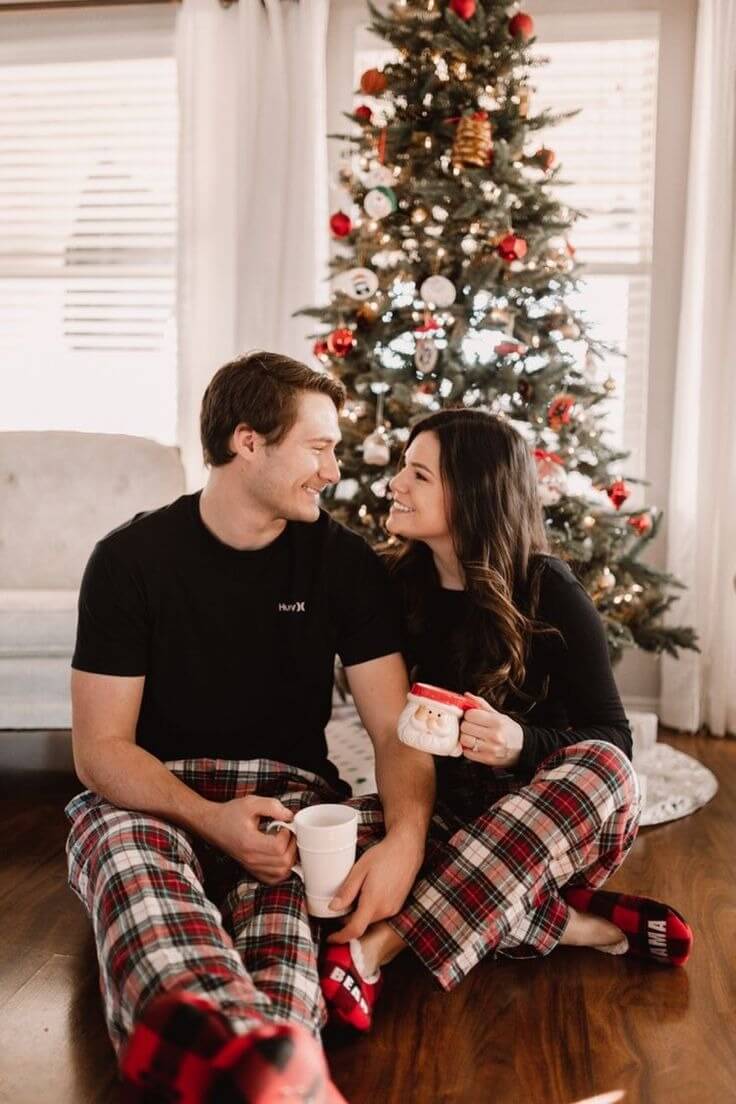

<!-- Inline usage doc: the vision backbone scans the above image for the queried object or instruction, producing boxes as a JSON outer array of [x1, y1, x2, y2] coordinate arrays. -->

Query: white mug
[[266, 804, 358, 918]]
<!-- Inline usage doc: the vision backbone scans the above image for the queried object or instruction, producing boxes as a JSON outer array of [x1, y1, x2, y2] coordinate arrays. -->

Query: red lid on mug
[[408, 683, 472, 711]]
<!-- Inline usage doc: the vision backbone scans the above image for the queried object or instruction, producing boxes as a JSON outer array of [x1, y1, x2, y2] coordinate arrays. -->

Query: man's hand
[[459, 692, 523, 769], [326, 830, 424, 944], [201, 796, 298, 885]]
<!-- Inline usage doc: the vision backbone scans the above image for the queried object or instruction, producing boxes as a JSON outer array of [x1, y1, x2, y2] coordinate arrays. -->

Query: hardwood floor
[[0, 730, 734, 1104]]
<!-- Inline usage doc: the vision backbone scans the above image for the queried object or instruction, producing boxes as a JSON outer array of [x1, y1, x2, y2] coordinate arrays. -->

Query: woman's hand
[[459, 692, 524, 768]]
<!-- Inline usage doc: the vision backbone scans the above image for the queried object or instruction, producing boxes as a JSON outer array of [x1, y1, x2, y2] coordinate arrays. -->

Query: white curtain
[[660, 0, 736, 736], [176, 0, 330, 488]]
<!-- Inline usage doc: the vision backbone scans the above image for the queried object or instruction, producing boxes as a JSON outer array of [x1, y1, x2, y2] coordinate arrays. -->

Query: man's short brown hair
[[200, 350, 346, 467]]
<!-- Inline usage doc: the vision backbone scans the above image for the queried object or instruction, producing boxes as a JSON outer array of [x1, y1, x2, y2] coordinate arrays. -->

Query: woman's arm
[[515, 562, 632, 778]]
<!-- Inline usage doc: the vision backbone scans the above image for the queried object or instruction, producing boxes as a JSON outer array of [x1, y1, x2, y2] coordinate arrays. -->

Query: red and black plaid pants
[[66, 740, 640, 1055]]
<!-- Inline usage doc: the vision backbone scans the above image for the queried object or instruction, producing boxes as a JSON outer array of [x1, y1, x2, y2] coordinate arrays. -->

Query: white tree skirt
[[634, 742, 718, 827], [326, 701, 719, 828]]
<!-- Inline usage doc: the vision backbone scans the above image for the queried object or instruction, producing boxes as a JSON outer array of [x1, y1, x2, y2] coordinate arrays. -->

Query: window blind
[[0, 18, 178, 441]]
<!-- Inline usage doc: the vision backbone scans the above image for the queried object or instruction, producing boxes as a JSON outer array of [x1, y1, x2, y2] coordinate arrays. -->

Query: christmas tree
[[297, 0, 696, 662]]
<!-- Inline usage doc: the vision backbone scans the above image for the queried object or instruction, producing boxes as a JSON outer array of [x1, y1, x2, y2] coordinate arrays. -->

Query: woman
[[319, 409, 692, 1032]]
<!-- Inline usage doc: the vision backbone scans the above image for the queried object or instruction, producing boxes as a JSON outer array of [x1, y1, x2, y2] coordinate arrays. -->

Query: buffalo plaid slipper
[[319, 943, 383, 1033], [121, 990, 344, 1103], [563, 887, 693, 967]]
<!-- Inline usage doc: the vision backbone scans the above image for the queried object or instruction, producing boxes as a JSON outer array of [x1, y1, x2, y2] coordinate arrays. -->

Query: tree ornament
[[333, 267, 379, 300], [629, 513, 653, 536], [547, 393, 575, 430], [312, 339, 329, 360], [390, 0, 441, 23], [509, 11, 535, 40], [534, 448, 567, 507], [497, 233, 528, 261], [363, 162, 395, 188], [355, 105, 373, 123], [581, 514, 596, 530], [452, 112, 493, 168], [603, 376, 617, 394], [450, 0, 476, 22], [595, 567, 616, 593], [360, 68, 387, 95], [420, 274, 457, 308], [534, 147, 556, 171], [461, 235, 479, 255], [415, 335, 439, 373], [607, 478, 631, 510], [364, 186, 398, 220], [326, 328, 356, 357], [495, 340, 526, 357], [363, 426, 391, 466], [356, 302, 380, 328], [330, 211, 352, 238]]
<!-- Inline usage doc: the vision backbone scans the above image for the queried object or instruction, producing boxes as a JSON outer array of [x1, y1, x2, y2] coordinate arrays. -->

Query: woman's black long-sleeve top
[[400, 554, 632, 812]]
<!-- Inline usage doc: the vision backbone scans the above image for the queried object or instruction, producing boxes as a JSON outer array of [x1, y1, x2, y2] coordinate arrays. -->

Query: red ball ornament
[[326, 328, 356, 358], [497, 233, 528, 262], [312, 339, 329, 359], [547, 394, 575, 431], [355, 105, 373, 123], [330, 211, 352, 238], [628, 512, 653, 535], [607, 479, 631, 510], [450, 0, 476, 20], [509, 11, 535, 40], [360, 68, 387, 96]]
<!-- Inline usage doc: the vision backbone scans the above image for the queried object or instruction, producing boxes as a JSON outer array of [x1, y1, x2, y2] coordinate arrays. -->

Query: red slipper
[[563, 887, 693, 967], [120, 990, 241, 1102], [215, 1021, 344, 1104], [121, 991, 344, 1103], [319, 944, 383, 1033]]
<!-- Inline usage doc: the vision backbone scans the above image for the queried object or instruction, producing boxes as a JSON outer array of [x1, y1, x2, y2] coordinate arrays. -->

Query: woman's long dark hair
[[383, 408, 555, 710]]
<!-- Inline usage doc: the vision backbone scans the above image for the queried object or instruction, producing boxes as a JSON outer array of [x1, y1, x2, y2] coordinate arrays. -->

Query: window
[[0, 6, 178, 442], [347, 9, 659, 485]]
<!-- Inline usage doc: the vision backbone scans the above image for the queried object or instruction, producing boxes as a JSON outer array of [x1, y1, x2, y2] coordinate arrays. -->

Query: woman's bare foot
[[559, 904, 627, 949], [357, 922, 407, 977]]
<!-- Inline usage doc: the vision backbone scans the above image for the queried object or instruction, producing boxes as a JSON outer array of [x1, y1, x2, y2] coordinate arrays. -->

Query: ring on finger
[[472, 736, 479, 752]]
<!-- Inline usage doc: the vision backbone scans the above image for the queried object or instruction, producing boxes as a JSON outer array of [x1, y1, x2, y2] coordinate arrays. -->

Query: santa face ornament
[[397, 683, 472, 756]]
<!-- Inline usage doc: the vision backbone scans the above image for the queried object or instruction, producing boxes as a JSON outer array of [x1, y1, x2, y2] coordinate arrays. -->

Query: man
[[66, 351, 435, 1103]]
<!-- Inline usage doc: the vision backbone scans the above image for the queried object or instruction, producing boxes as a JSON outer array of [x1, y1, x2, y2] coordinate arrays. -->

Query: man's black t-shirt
[[72, 493, 402, 792]]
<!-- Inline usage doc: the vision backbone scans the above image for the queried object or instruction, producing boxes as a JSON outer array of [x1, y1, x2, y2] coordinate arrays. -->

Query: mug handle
[[264, 820, 303, 881]]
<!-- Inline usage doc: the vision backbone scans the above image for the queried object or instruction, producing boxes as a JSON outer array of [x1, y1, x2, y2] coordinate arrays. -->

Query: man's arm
[[327, 652, 436, 942], [71, 669, 297, 884]]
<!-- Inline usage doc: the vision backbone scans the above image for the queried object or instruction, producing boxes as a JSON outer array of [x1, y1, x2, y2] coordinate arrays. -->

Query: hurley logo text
[[278, 601, 306, 613]]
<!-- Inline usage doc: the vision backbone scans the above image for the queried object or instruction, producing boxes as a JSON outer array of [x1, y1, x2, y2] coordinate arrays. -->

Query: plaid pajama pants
[[65, 740, 639, 1056]]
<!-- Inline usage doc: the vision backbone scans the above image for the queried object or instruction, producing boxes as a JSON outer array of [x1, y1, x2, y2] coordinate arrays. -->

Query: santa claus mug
[[397, 683, 473, 757]]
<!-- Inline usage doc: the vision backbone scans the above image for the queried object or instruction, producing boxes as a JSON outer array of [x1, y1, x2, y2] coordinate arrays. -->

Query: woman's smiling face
[[386, 430, 451, 543]]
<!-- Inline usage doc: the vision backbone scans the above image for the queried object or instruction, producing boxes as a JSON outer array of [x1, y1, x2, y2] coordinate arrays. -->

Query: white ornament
[[362, 427, 391, 466], [415, 335, 439, 373], [364, 187, 397, 220], [363, 163, 395, 188], [334, 267, 379, 300], [397, 684, 468, 757], [461, 235, 479, 255], [420, 275, 456, 308], [535, 452, 567, 507]]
